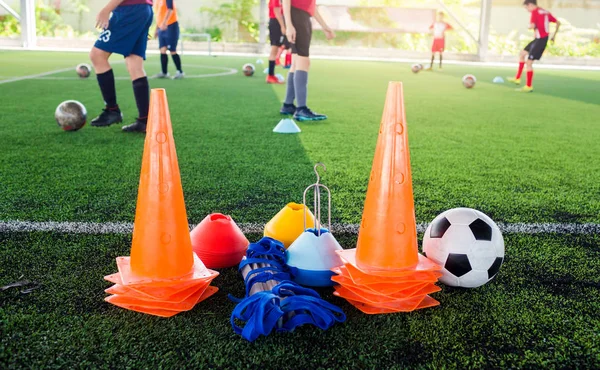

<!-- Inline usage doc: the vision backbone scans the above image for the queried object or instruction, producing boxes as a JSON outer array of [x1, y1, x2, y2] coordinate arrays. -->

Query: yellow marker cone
[[264, 202, 315, 248]]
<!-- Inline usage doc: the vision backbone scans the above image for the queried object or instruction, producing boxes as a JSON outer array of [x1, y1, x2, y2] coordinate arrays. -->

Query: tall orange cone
[[332, 82, 442, 314], [104, 89, 219, 317], [355, 81, 418, 270]]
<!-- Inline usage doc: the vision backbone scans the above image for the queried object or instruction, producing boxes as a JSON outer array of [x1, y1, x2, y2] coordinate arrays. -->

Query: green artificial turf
[[1, 50, 600, 368], [0, 51, 599, 224], [1, 232, 599, 368]]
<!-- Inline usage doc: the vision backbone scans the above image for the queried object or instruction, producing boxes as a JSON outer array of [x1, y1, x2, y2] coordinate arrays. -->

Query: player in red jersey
[[509, 0, 560, 92], [267, 0, 287, 84], [281, 0, 336, 121], [427, 12, 452, 70]]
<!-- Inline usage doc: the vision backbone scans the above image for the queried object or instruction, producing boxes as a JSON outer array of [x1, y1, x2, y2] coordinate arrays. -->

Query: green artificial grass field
[[1, 50, 600, 368]]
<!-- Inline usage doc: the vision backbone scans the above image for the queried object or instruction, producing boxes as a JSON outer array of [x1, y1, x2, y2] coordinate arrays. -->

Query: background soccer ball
[[243, 63, 255, 77], [411, 64, 422, 73], [423, 208, 504, 288], [76, 63, 91, 78], [462, 74, 476, 88], [55, 100, 87, 131]]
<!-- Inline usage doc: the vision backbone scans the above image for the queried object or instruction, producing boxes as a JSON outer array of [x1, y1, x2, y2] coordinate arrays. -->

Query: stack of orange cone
[[332, 82, 442, 314], [104, 89, 219, 317]]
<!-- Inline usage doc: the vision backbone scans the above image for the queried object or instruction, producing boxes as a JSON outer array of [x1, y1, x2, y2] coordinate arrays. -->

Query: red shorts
[[432, 38, 445, 53]]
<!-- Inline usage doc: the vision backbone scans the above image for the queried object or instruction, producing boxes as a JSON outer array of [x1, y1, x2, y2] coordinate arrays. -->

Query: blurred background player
[[281, 0, 335, 121], [89, 0, 153, 133], [427, 12, 452, 70], [154, 0, 184, 79], [509, 0, 560, 92], [278, 43, 293, 69], [267, 0, 286, 84]]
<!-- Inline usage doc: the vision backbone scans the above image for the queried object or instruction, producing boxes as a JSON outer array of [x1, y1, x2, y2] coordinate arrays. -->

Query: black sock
[[430, 55, 434, 68], [439, 54, 443, 67], [132, 77, 149, 121], [96, 69, 118, 109], [268, 60, 275, 76], [160, 54, 168, 74], [171, 53, 182, 72]]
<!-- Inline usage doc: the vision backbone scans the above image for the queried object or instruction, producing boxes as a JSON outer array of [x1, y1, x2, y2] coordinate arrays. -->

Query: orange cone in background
[[332, 82, 442, 314], [191, 213, 249, 269], [104, 89, 219, 317]]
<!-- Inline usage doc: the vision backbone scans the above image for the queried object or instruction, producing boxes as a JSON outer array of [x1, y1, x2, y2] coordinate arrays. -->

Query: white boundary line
[[0, 67, 75, 85], [33, 65, 238, 80], [0, 64, 237, 84], [0, 220, 598, 235], [2, 46, 600, 71]]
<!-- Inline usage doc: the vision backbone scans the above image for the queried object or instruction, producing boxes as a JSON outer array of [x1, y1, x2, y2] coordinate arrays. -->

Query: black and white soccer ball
[[423, 208, 504, 288]]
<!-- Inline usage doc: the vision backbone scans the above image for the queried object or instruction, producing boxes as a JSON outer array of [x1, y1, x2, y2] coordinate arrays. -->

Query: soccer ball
[[411, 64, 422, 73], [256, 59, 264, 65], [423, 208, 504, 288], [275, 73, 285, 83], [55, 100, 87, 131], [462, 74, 476, 88], [243, 64, 255, 77], [263, 68, 269, 74], [76, 63, 91, 78]]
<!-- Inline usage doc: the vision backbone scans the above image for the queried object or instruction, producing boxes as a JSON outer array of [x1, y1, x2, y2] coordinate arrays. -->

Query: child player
[[281, 0, 336, 121], [89, 0, 153, 133], [427, 11, 452, 70], [267, 0, 286, 84], [509, 0, 560, 92], [154, 0, 184, 79]]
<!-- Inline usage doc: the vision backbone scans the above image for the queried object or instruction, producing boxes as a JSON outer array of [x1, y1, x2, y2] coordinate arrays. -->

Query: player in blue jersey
[[89, 0, 154, 133]]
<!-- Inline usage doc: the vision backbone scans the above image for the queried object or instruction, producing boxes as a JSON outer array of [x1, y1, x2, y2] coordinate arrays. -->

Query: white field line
[[2, 46, 600, 71], [34, 65, 237, 80], [0, 64, 236, 84], [0, 67, 75, 85], [0, 220, 598, 235]]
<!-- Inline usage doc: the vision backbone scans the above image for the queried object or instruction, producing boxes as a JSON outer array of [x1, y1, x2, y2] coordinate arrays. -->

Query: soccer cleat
[[517, 86, 533, 93], [122, 119, 147, 133], [266, 75, 284, 84], [507, 77, 521, 85], [283, 64, 291, 69], [91, 108, 123, 127], [172, 71, 185, 80], [280, 103, 296, 115], [425, 67, 433, 71], [153, 72, 170, 79], [293, 107, 327, 122]]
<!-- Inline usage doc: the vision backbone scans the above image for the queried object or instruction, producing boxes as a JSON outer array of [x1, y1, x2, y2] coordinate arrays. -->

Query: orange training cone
[[332, 82, 442, 314], [104, 89, 219, 317]]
